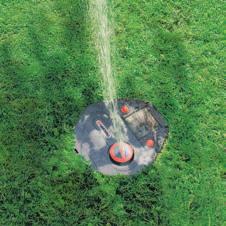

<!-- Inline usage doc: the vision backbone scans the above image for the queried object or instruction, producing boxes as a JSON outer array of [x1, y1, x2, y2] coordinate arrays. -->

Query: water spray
[[75, 0, 168, 175]]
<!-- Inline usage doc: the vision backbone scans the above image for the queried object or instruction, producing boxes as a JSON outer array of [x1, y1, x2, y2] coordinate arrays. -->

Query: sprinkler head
[[121, 105, 129, 114], [146, 139, 155, 148], [109, 142, 134, 165], [75, 99, 168, 175]]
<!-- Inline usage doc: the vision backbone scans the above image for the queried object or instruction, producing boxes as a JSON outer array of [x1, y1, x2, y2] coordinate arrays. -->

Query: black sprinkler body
[[75, 99, 168, 175]]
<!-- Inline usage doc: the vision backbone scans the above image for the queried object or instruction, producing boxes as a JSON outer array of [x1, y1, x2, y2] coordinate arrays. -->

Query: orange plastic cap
[[121, 105, 129, 114], [146, 139, 155, 148]]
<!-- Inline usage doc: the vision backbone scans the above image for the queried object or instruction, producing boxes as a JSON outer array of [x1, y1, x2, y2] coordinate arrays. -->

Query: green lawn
[[0, 0, 224, 225]]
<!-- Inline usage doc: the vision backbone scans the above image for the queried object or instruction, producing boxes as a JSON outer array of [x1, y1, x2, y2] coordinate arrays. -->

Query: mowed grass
[[0, 0, 224, 225]]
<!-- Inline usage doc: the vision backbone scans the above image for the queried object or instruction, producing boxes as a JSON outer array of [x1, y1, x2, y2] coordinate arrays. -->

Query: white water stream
[[90, 0, 126, 141]]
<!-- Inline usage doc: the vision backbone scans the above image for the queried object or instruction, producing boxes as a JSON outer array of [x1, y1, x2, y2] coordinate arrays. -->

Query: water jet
[[75, 0, 168, 175]]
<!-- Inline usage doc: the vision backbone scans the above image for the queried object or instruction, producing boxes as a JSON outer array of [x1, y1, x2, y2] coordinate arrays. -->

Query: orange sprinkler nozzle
[[121, 105, 129, 114], [146, 139, 154, 148], [109, 142, 134, 165]]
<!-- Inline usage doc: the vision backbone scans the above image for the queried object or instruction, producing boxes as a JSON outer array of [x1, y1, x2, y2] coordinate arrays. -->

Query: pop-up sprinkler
[[75, 99, 168, 175], [109, 142, 134, 165]]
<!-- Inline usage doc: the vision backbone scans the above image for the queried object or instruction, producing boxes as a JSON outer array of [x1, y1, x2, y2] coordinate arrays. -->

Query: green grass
[[0, 0, 224, 225]]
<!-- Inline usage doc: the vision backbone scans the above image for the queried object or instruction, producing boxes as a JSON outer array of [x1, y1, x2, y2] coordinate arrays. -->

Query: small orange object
[[146, 139, 155, 148], [109, 142, 134, 165], [121, 105, 129, 114]]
